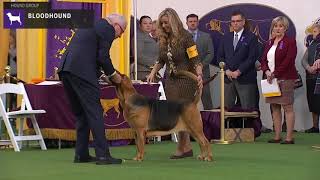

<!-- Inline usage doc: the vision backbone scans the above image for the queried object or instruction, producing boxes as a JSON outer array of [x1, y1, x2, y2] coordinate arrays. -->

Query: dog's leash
[[203, 73, 218, 86], [111, 69, 218, 87], [173, 70, 218, 86]]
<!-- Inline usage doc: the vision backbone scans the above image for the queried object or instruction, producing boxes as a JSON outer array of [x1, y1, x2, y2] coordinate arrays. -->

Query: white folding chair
[[0, 83, 46, 152]]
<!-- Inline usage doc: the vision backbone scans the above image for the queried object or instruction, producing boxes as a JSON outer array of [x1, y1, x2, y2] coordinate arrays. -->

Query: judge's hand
[[110, 72, 122, 84], [100, 74, 111, 84]]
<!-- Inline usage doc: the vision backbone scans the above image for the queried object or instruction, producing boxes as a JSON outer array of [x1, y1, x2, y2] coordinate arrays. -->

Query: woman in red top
[[261, 16, 298, 144]]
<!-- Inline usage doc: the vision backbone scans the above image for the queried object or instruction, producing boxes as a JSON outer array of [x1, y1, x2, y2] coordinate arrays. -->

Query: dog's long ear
[[115, 84, 124, 101], [115, 69, 123, 76]]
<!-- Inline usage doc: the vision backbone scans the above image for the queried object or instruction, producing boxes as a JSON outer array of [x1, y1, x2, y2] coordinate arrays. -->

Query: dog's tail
[[173, 70, 202, 104]]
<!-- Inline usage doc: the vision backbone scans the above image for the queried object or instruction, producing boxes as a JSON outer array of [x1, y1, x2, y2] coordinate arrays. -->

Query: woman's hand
[[195, 64, 203, 89], [147, 62, 163, 83], [146, 72, 156, 83], [307, 66, 317, 74], [197, 74, 203, 90], [265, 70, 274, 84], [312, 59, 320, 70]]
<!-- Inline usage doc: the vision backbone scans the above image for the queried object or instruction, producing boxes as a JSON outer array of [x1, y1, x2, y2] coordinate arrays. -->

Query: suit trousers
[[201, 81, 213, 110], [201, 66, 213, 110], [60, 72, 110, 158], [224, 80, 258, 109]]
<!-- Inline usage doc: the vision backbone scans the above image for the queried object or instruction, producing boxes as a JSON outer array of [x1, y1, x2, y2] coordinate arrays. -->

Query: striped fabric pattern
[[314, 74, 320, 94]]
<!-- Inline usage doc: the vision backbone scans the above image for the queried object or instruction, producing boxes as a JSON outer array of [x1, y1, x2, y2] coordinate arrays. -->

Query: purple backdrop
[[46, 0, 102, 77], [198, 3, 296, 65]]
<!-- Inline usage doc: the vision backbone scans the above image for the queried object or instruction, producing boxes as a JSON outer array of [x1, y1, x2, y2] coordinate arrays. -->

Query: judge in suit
[[217, 10, 258, 109], [58, 14, 126, 165], [186, 14, 214, 110]]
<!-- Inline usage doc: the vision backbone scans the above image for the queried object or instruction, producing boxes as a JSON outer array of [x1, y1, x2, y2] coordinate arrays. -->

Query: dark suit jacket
[[217, 29, 258, 84], [195, 30, 214, 78], [58, 18, 116, 87], [260, 35, 298, 80]]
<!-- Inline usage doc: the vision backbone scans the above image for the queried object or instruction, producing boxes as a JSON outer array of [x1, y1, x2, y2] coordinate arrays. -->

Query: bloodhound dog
[[114, 72, 213, 162]]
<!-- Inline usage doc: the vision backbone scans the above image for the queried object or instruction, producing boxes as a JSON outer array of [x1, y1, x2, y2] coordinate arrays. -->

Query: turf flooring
[[0, 133, 319, 180]]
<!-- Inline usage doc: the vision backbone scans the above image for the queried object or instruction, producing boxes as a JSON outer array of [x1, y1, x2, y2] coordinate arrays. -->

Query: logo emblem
[[4, 10, 25, 29]]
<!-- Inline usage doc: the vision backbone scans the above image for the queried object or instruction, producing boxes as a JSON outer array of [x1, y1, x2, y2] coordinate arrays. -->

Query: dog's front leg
[[133, 128, 146, 161]]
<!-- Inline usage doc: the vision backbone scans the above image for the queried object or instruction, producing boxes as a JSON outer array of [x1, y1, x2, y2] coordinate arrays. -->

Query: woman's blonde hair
[[269, 16, 289, 38], [157, 8, 186, 49], [312, 23, 320, 31]]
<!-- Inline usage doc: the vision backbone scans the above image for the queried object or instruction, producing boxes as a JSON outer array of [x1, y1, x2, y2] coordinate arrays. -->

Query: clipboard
[[261, 78, 281, 97]]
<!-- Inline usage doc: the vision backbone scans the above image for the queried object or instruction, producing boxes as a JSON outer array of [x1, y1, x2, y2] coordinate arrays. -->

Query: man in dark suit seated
[[217, 10, 258, 111], [58, 13, 127, 165]]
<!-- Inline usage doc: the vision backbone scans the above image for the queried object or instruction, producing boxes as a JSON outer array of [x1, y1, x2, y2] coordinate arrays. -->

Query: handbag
[[294, 73, 303, 89]]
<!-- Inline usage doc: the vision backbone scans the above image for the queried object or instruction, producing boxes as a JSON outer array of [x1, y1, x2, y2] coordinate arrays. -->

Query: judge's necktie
[[233, 33, 239, 50]]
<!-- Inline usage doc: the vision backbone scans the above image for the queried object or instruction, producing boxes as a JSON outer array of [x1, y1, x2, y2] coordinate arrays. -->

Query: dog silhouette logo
[[100, 98, 121, 118], [6, 12, 22, 25], [3, 9, 25, 29]]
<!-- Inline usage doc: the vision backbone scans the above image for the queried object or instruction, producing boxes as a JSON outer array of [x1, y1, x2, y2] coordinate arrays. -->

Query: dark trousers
[[201, 67, 213, 110], [201, 82, 213, 110], [225, 80, 259, 129], [60, 72, 110, 158], [224, 80, 258, 109]]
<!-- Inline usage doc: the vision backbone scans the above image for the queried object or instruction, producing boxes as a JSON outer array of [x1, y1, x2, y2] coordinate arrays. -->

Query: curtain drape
[[16, 0, 48, 82], [0, 1, 10, 77], [102, 0, 131, 75], [58, 0, 132, 75]]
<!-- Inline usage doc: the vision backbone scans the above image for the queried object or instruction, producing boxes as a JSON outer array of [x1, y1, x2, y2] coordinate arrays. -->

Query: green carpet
[[0, 133, 319, 180]]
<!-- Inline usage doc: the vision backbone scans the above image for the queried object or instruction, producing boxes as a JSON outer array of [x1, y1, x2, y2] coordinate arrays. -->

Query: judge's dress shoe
[[74, 155, 97, 163], [169, 150, 193, 159], [96, 156, 123, 165]]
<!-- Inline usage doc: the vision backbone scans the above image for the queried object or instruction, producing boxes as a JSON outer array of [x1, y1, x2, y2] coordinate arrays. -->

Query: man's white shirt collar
[[188, 29, 198, 34]]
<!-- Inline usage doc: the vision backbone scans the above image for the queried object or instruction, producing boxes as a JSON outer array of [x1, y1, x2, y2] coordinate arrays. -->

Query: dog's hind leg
[[184, 111, 213, 161], [133, 128, 146, 161], [188, 128, 207, 160], [189, 129, 213, 161]]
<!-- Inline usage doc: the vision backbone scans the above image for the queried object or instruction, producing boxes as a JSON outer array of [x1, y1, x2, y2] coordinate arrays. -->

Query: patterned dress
[[315, 74, 320, 94], [302, 36, 320, 111], [157, 30, 201, 102]]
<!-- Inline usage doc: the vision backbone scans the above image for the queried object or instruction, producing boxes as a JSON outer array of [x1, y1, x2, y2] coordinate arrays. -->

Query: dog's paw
[[197, 155, 205, 161], [204, 156, 213, 162], [133, 156, 143, 162]]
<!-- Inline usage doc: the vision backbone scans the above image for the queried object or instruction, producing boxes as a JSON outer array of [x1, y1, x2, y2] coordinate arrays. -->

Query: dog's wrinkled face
[[114, 74, 135, 101]]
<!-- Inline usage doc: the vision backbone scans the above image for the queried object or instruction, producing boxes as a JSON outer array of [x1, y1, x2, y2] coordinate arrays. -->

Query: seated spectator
[[136, 16, 159, 81]]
